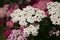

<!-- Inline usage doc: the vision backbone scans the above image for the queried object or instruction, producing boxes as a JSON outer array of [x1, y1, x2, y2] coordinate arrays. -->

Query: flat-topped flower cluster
[[47, 2, 60, 25], [10, 6, 46, 26]]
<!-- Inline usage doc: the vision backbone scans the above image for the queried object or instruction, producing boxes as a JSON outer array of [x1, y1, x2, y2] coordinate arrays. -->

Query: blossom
[[32, 0, 53, 10], [13, 4, 19, 10], [20, 26, 24, 31], [19, 21, 27, 26], [10, 9, 23, 18], [11, 16, 20, 23], [27, 16, 35, 23], [7, 29, 28, 40], [47, 2, 60, 15], [6, 21, 14, 28], [6, 8, 14, 17], [3, 4, 10, 11], [49, 29, 60, 37], [23, 24, 39, 36], [56, 30, 60, 36], [10, 8, 23, 23], [4, 29, 12, 38], [49, 30, 55, 36], [30, 0, 53, 16], [45, 11, 49, 17], [17, 36, 27, 40], [23, 6, 46, 23], [10, 6, 46, 26], [23, 6, 35, 15], [0, 8, 6, 18], [47, 2, 60, 25]]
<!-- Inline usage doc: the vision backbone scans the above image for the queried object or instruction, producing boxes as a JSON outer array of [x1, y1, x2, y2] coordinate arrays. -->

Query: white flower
[[47, 2, 60, 25], [47, 2, 60, 15], [27, 17, 35, 23], [50, 14, 60, 25], [23, 6, 46, 23], [56, 30, 60, 36], [10, 6, 46, 26], [34, 10, 45, 22], [19, 16, 26, 21], [19, 21, 27, 26], [11, 16, 20, 23], [23, 6, 36, 16], [23, 24, 40, 36], [10, 8, 23, 17]]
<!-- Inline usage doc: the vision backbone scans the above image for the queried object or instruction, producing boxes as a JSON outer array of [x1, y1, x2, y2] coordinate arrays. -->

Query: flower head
[[6, 21, 14, 28]]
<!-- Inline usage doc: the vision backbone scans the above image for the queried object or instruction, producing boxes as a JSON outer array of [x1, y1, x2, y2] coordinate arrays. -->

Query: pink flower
[[3, 4, 10, 11], [45, 11, 50, 17], [20, 26, 24, 31], [4, 29, 12, 38], [31, 0, 53, 17], [7, 29, 28, 40], [6, 8, 13, 17], [49, 30, 54, 36], [32, 0, 53, 10], [21, 37, 27, 40], [6, 21, 14, 28], [13, 4, 19, 10], [56, 30, 60, 36], [0, 8, 6, 18]]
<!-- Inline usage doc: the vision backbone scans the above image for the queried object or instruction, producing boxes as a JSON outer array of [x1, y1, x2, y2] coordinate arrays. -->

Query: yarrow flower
[[10, 6, 46, 26], [23, 6, 46, 23], [7, 29, 28, 40], [9, 6, 46, 38], [23, 24, 39, 36], [10, 9, 23, 23], [47, 2, 60, 25]]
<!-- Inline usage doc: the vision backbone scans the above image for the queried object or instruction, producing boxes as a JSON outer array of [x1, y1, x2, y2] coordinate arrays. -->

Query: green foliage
[[14, 23, 20, 29], [0, 25, 6, 40]]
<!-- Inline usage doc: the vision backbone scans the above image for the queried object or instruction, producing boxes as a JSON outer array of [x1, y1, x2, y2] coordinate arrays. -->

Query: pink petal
[[20, 26, 24, 31], [13, 4, 19, 10], [4, 29, 12, 38], [6, 8, 13, 17], [6, 21, 14, 28], [45, 11, 50, 17], [3, 4, 10, 11], [32, 0, 53, 10]]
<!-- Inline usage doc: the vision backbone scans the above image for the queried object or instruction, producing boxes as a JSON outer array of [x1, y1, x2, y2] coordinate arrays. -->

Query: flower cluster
[[10, 6, 46, 26], [7, 29, 28, 40], [32, 0, 53, 10], [5, 6, 46, 40], [49, 30, 60, 37], [47, 2, 60, 25], [23, 24, 39, 36]]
